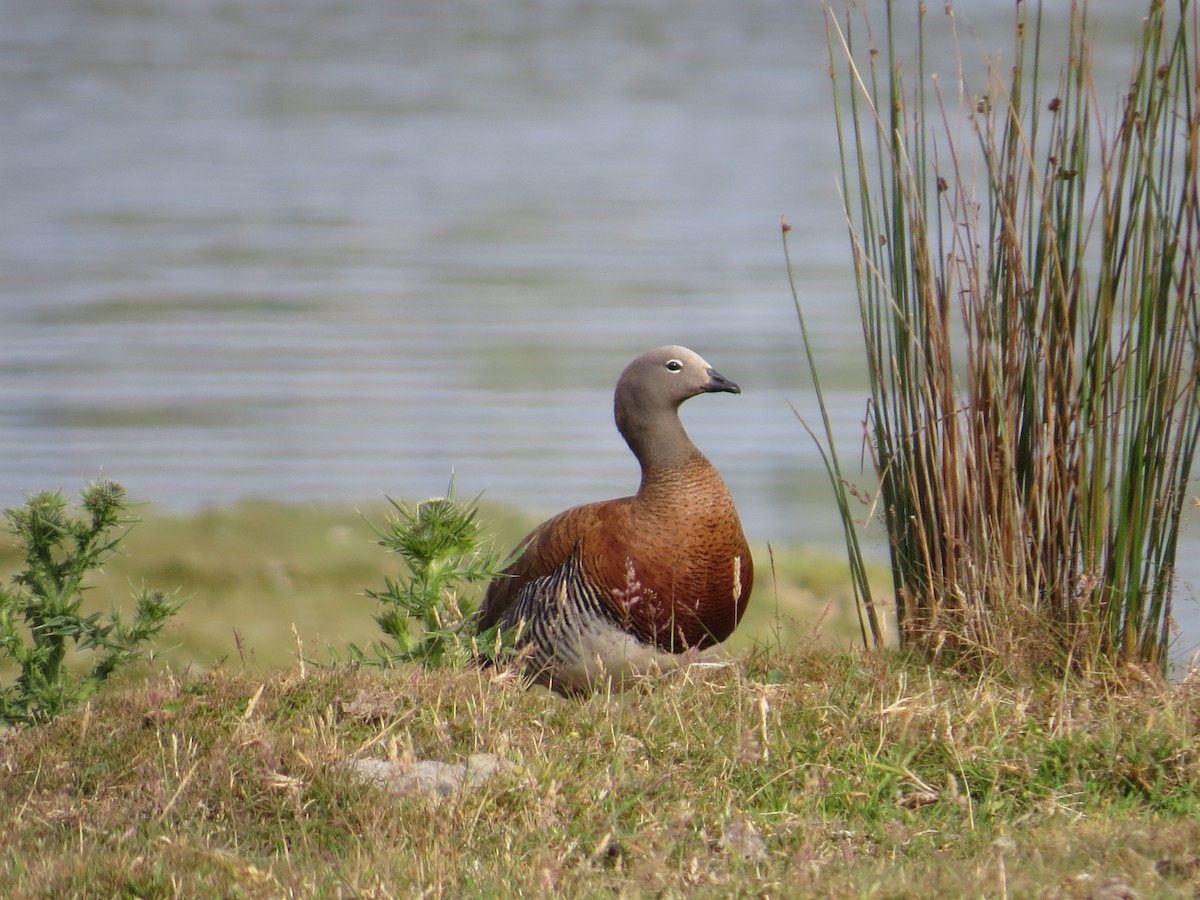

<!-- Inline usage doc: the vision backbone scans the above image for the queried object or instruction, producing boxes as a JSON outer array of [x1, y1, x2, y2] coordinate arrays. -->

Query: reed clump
[[800, 0, 1200, 675]]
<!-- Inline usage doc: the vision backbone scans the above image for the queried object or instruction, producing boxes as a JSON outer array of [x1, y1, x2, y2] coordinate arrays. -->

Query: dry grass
[[2, 503, 1195, 894], [2, 649, 1198, 897]]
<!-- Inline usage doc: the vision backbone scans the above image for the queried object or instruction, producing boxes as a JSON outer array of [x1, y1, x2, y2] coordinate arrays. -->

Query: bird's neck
[[621, 408, 715, 503], [621, 406, 697, 466]]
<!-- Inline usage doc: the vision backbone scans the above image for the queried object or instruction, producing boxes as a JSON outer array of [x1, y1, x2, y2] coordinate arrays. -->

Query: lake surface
[[3, 0, 1197, 659]]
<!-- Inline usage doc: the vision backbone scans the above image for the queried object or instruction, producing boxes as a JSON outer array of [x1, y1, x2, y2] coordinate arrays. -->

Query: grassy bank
[[0, 499, 867, 674], [0, 501, 1196, 895], [2, 648, 1197, 896]]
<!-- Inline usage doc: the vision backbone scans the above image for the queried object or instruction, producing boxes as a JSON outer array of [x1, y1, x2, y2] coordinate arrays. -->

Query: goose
[[474, 345, 752, 694]]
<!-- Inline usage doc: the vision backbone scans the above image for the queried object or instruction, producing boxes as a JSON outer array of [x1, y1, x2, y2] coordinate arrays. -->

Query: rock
[[720, 817, 767, 863], [345, 752, 514, 799], [338, 688, 398, 724]]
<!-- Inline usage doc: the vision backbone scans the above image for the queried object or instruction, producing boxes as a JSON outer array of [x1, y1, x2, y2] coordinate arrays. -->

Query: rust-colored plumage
[[474, 346, 753, 693]]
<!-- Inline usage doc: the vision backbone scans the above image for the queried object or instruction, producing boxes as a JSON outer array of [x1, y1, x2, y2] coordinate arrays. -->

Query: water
[[2, 0, 1197, 659]]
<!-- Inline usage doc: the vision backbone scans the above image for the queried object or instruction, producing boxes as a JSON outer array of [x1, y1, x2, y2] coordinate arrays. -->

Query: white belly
[[536, 616, 726, 695]]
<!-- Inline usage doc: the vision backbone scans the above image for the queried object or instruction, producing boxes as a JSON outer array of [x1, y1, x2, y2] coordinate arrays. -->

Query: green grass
[[0, 647, 1197, 896], [0, 500, 1197, 895]]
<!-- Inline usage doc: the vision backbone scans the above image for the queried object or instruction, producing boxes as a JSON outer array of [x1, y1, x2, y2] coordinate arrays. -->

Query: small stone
[[897, 787, 940, 809], [345, 752, 514, 799], [720, 817, 767, 863], [463, 753, 516, 787], [1156, 855, 1200, 878], [1086, 876, 1138, 900], [338, 688, 397, 724]]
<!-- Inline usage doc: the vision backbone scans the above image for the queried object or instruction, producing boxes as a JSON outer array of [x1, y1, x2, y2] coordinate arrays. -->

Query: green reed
[[807, 0, 1200, 673]]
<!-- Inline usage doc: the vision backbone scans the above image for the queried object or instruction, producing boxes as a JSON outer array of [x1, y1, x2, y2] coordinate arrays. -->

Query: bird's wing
[[472, 502, 607, 632]]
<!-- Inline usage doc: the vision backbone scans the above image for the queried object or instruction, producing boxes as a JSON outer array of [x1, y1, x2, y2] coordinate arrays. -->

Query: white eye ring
[[665, 359, 684, 372]]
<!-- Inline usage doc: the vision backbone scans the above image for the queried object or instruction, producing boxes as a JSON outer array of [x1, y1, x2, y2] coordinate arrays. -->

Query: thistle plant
[[0, 480, 180, 725], [356, 488, 506, 668], [807, 0, 1200, 673]]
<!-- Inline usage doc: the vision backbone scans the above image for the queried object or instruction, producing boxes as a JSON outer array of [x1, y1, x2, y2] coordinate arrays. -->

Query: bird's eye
[[665, 359, 683, 372]]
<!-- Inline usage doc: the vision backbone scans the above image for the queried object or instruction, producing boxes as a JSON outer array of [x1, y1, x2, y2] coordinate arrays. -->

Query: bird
[[473, 345, 753, 695]]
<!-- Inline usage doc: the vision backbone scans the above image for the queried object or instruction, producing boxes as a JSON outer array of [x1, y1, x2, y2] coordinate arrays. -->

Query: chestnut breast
[[531, 459, 752, 652]]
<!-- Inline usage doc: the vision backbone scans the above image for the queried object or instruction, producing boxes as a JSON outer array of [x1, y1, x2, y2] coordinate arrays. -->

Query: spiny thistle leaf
[[0, 480, 181, 725], [360, 482, 506, 668]]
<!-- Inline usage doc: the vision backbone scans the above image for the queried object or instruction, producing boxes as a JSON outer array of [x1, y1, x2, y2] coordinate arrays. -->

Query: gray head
[[613, 345, 740, 465]]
